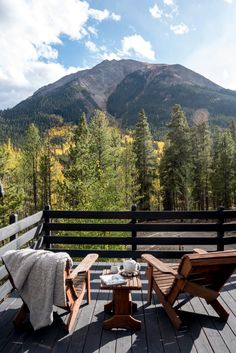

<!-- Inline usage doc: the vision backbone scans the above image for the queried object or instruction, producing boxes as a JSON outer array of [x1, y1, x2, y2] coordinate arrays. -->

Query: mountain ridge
[[33, 59, 149, 109], [2, 59, 236, 141]]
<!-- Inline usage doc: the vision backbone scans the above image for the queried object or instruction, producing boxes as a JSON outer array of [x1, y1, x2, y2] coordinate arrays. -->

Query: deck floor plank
[[221, 291, 236, 316], [176, 296, 199, 353], [112, 270, 147, 353], [173, 296, 198, 353], [142, 295, 165, 353], [0, 297, 25, 352], [115, 330, 131, 353], [0, 263, 235, 353], [191, 297, 231, 353], [97, 290, 118, 353], [131, 285, 148, 353], [180, 298, 214, 353], [200, 297, 236, 353], [156, 305, 182, 353], [148, 288, 183, 353], [82, 269, 110, 353], [83, 266, 111, 353], [219, 293, 236, 336]]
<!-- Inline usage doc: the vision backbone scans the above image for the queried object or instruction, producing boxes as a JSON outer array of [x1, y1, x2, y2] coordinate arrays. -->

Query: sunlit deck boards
[[0, 263, 235, 353]]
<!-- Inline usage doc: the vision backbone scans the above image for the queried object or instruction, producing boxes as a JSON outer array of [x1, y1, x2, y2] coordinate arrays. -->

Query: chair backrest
[[178, 250, 236, 291]]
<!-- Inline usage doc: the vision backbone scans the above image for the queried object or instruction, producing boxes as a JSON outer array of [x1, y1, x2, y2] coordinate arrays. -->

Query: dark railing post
[[44, 204, 51, 249], [131, 205, 137, 252], [217, 205, 225, 251], [9, 213, 18, 242]]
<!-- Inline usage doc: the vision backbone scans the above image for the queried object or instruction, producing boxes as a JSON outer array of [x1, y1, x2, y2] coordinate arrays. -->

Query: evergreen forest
[[1, 105, 236, 227]]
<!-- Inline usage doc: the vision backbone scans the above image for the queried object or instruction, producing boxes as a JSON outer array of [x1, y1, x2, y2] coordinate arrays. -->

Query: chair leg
[[153, 282, 182, 329], [66, 283, 86, 333], [146, 266, 153, 305], [210, 299, 229, 321], [66, 296, 83, 333], [86, 271, 91, 304], [161, 299, 182, 329]]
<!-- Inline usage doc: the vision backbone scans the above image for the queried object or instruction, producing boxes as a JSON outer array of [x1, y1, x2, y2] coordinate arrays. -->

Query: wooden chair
[[142, 249, 236, 329], [4, 253, 98, 332]]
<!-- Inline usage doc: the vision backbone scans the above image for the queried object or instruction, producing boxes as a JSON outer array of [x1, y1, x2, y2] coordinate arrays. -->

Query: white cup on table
[[110, 264, 120, 273]]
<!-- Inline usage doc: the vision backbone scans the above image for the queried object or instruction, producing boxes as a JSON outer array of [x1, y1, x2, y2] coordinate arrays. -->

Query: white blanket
[[2, 249, 73, 330]]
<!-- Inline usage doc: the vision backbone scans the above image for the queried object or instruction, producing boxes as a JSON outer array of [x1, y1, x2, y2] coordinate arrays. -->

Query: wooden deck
[[0, 263, 236, 353]]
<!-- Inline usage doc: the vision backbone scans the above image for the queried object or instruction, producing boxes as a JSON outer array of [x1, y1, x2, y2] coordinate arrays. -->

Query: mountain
[[2, 59, 236, 141]]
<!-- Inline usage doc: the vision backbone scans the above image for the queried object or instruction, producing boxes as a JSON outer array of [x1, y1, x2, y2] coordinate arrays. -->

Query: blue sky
[[0, 0, 236, 109]]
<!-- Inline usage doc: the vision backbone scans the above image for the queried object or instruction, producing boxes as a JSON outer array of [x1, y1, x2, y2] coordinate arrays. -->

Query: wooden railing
[[1, 206, 236, 302], [0, 211, 43, 302], [43, 206, 236, 259]]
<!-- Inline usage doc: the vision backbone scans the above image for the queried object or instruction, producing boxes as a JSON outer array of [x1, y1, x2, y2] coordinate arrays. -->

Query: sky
[[0, 0, 236, 109]]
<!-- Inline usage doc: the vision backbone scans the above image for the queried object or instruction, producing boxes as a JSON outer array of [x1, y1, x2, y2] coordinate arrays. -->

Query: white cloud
[[163, 0, 174, 6], [0, 62, 79, 109], [100, 52, 121, 61], [85, 40, 99, 53], [224, 0, 233, 3], [111, 13, 121, 21], [96, 34, 156, 63], [88, 8, 121, 22], [164, 0, 178, 16], [36, 44, 58, 60], [88, 8, 110, 21], [149, 4, 163, 19], [121, 34, 156, 61], [150, 1, 178, 22], [184, 32, 236, 90], [87, 26, 98, 36], [170, 23, 189, 35], [0, 0, 121, 109]]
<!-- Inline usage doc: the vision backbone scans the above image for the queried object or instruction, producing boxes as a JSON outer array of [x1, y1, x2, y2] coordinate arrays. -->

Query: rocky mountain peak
[[4, 59, 236, 140]]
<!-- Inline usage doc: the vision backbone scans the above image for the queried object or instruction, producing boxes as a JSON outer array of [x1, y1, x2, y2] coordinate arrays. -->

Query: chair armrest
[[142, 254, 178, 276], [193, 248, 208, 254], [68, 253, 98, 280]]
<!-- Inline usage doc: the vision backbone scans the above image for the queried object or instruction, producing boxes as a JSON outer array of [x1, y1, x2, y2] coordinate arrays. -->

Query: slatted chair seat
[[142, 249, 236, 329]]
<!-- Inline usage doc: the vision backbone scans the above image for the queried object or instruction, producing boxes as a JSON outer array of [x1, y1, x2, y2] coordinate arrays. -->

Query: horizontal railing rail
[[44, 235, 234, 246], [43, 209, 223, 220], [45, 222, 220, 232]]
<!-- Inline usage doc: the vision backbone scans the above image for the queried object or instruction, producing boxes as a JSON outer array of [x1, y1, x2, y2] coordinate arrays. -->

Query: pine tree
[[89, 110, 124, 210], [120, 137, 139, 209], [211, 129, 234, 208], [160, 104, 191, 210], [133, 109, 156, 210], [39, 132, 60, 208], [62, 113, 93, 209], [229, 121, 236, 143], [21, 124, 41, 213], [89, 110, 112, 179], [229, 121, 236, 206], [191, 120, 212, 210]]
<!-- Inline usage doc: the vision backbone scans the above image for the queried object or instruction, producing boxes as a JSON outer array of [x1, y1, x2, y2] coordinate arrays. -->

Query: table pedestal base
[[103, 289, 141, 330]]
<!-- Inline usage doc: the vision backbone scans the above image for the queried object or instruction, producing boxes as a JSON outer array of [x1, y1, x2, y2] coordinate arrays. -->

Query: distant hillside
[[2, 59, 236, 142]]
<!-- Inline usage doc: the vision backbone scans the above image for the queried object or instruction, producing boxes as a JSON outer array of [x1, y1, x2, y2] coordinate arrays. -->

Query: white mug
[[110, 265, 120, 274]]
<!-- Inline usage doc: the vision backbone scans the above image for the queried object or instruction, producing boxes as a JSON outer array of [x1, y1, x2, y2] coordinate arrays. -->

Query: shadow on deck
[[0, 263, 236, 353]]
